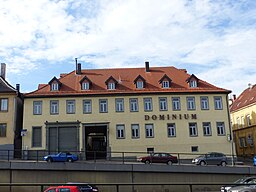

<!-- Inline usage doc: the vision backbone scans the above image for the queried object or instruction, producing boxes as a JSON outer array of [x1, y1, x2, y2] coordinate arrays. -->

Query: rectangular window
[[130, 98, 138, 112], [159, 97, 168, 111], [82, 82, 90, 90], [66, 100, 75, 114], [108, 82, 116, 90], [32, 127, 42, 147], [136, 81, 144, 89], [0, 98, 8, 111], [200, 96, 209, 110], [115, 98, 124, 112], [189, 80, 197, 88], [217, 122, 225, 135], [246, 115, 251, 126], [144, 98, 152, 111], [214, 96, 223, 110], [51, 83, 59, 91], [0, 123, 7, 137], [189, 123, 198, 137], [162, 81, 170, 88], [203, 122, 212, 136], [241, 116, 245, 128], [131, 124, 140, 139], [83, 99, 92, 113], [145, 124, 154, 138], [172, 97, 180, 111], [187, 97, 196, 110], [236, 117, 240, 128], [116, 124, 125, 139], [191, 146, 198, 152], [33, 101, 42, 115], [50, 100, 59, 114], [167, 123, 176, 137], [239, 137, 247, 147], [99, 99, 108, 113]]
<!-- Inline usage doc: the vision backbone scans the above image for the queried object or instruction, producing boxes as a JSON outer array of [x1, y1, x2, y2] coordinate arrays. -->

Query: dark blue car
[[43, 152, 78, 162]]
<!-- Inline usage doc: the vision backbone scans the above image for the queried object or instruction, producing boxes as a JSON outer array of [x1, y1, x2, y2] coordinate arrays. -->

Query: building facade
[[23, 62, 232, 159], [0, 63, 23, 158], [230, 84, 256, 157]]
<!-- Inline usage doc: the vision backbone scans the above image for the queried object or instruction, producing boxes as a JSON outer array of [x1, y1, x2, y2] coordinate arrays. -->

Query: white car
[[227, 185, 256, 192]]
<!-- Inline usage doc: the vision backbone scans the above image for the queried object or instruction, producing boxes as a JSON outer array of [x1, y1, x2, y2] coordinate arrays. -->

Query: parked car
[[221, 177, 256, 192], [67, 182, 99, 192], [227, 184, 256, 192], [43, 152, 78, 162], [192, 152, 227, 166], [44, 186, 81, 192], [138, 152, 178, 165]]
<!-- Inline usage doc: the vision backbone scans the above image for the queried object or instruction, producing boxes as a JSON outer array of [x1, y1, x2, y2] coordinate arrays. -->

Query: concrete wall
[[0, 162, 255, 192]]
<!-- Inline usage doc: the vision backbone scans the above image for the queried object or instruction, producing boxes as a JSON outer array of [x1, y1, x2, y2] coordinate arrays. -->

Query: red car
[[139, 152, 178, 165], [44, 186, 81, 192]]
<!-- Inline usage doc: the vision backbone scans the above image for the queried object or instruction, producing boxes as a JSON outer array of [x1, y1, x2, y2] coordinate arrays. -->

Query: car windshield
[[235, 178, 250, 184]]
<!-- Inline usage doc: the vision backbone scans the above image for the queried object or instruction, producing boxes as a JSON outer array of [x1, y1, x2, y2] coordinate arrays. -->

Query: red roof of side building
[[24, 66, 231, 97], [230, 84, 256, 112]]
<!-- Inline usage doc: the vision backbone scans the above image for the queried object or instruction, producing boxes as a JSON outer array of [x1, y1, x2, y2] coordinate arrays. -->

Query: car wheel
[[199, 161, 206, 166], [145, 160, 150, 164], [221, 161, 227, 166], [47, 158, 53, 163], [67, 158, 73, 162], [167, 160, 173, 165]]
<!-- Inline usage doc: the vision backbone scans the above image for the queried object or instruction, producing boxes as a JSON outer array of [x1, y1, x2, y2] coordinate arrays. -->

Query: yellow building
[[23, 62, 232, 159], [0, 63, 23, 158], [230, 84, 256, 157]]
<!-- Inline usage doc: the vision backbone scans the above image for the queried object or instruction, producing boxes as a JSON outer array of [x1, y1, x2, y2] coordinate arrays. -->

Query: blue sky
[[0, 0, 256, 96]]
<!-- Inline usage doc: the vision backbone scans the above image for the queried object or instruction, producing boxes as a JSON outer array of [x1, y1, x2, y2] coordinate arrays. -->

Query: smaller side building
[[230, 84, 256, 157], [0, 63, 23, 158]]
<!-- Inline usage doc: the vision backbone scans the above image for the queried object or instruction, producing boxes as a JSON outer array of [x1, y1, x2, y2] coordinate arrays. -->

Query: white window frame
[[50, 100, 59, 114], [0, 98, 8, 111], [162, 81, 170, 88], [189, 123, 198, 137], [83, 99, 92, 113], [203, 122, 212, 136], [145, 124, 154, 138], [131, 124, 140, 139], [241, 116, 245, 128], [187, 97, 196, 110], [159, 97, 168, 111], [116, 124, 125, 139], [200, 96, 209, 110], [217, 122, 225, 135], [172, 97, 180, 111], [99, 99, 108, 113], [130, 98, 138, 112], [51, 83, 59, 91], [214, 96, 223, 110], [144, 98, 152, 111], [167, 123, 176, 137], [82, 82, 90, 90], [246, 114, 251, 126], [116, 98, 124, 112], [136, 81, 144, 89], [33, 101, 42, 115], [66, 100, 75, 114], [189, 80, 197, 87], [108, 82, 116, 90]]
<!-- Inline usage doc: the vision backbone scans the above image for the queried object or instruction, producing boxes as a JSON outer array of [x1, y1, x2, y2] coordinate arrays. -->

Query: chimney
[[1, 63, 6, 79], [233, 94, 236, 101], [75, 58, 81, 75], [145, 61, 150, 72], [248, 83, 253, 90], [16, 84, 20, 93]]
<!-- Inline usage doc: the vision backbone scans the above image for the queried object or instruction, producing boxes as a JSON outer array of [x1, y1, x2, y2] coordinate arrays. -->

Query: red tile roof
[[230, 84, 256, 112], [24, 66, 231, 97]]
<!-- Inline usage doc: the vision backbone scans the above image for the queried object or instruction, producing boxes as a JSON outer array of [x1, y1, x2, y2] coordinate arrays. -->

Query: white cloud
[[0, 0, 255, 95]]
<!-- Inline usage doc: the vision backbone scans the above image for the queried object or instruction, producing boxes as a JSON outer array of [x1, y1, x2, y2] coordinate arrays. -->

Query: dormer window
[[136, 81, 144, 89], [162, 81, 170, 88], [51, 83, 59, 91], [48, 77, 61, 91], [186, 74, 199, 88], [159, 74, 172, 89], [80, 76, 92, 90], [105, 76, 118, 90], [189, 80, 197, 88], [82, 82, 90, 90], [134, 75, 146, 89], [108, 82, 116, 90]]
